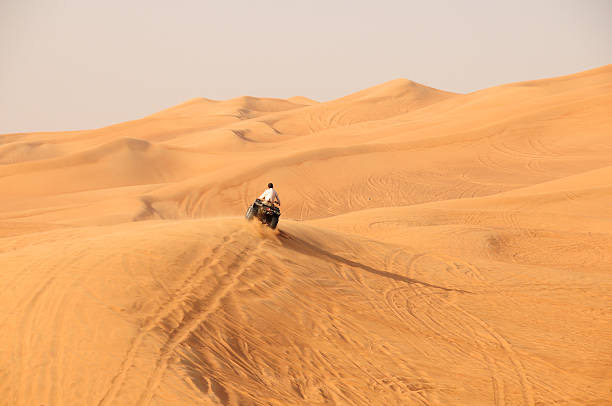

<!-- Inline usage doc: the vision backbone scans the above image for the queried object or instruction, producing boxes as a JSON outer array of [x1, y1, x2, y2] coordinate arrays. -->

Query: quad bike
[[245, 198, 280, 229]]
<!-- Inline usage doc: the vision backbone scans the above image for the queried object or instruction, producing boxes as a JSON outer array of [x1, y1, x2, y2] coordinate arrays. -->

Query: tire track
[[528, 133, 560, 157], [15, 275, 56, 406], [411, 254, 506, 404], [405, 252, 535, 406], [381, 250, 442, 405], [96, 230, 242, 406], [135, 239, 267, 406], [407, 260, 506, 406], [446, 301, 535, 406], [49, 283, 76, 406], [384, 251, 509, 404]]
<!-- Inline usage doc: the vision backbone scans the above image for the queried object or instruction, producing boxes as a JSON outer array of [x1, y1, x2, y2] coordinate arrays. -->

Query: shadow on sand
[[278, 229, 470, 294]]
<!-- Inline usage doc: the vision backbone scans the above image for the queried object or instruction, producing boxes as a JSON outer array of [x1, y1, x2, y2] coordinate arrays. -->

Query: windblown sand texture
[[1, 65, 611, 405]]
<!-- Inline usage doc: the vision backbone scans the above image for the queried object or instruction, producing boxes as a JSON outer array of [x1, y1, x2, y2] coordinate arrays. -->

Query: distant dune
[[1, 65, 611, 405], [287, 95, 319, 105]]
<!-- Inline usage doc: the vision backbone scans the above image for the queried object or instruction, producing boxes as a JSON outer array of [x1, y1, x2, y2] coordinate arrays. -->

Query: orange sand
[[1, 65, 611, 405]]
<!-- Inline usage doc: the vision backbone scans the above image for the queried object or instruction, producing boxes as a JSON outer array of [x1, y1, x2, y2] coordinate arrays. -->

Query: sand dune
[[250, 79, 457, 137], [288, 96, 319, 106], [1, 65, 611, 405], [0, 138, 220, 198], [152, 96, 308, 121]]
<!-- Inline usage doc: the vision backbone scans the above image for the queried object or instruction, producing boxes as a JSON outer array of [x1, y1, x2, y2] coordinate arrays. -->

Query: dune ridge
[[1, 65, 611, 405]]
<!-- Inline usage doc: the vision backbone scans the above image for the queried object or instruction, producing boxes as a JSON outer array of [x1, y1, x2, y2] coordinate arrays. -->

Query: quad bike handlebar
[[256, 198, 279, 206]]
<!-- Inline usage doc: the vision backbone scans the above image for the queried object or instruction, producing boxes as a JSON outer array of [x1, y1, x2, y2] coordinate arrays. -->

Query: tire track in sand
[[405, 253, 510, 406], [382, 250, 510, 405], [403, 251, 534, 406], [446, 301, 535, 406], [135, 239, 267, 406], [97, 230, 242, 406], [381, 249, 442, 405]]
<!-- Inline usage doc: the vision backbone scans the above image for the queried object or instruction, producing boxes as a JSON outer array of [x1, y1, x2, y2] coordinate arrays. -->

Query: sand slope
[[1, 65, 611, 405]]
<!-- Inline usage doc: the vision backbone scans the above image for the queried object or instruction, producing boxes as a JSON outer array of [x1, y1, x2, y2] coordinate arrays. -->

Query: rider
[[259, 183, 281, 206]]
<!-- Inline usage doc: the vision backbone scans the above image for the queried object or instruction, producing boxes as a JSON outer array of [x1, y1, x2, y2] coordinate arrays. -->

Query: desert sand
[[1, 65, 611, 405]]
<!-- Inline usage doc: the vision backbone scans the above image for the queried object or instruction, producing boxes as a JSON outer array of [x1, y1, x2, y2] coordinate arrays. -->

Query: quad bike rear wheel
[[245, 205, 256, 220]]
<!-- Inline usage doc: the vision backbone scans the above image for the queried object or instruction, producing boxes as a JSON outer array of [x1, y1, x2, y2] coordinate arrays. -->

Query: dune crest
[[1, 65, 611, 405], [288, 95, 319, 105]]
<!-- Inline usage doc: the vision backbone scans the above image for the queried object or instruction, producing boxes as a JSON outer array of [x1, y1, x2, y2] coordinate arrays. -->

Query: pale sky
[[1, 0, 611, 134]]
